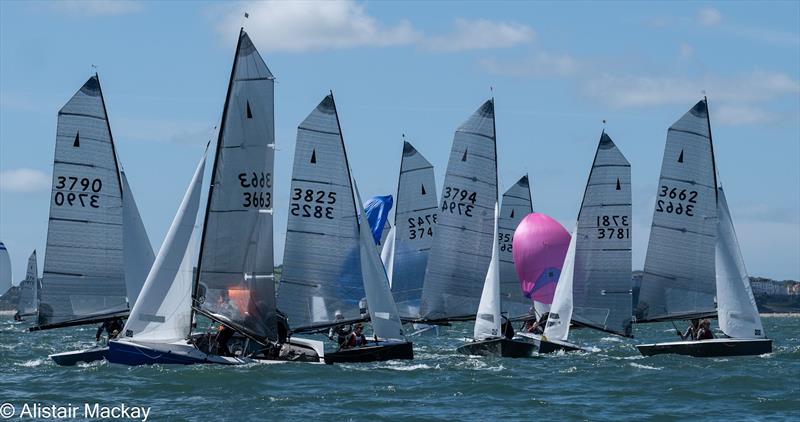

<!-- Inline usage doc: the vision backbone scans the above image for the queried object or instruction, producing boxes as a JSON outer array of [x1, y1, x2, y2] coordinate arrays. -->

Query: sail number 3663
[[238, 172, 271, 208], [656, 185, 697, 217], [291, 188, 336, 219], [54, 176, 101, 208], [441, 187, 477, 216]]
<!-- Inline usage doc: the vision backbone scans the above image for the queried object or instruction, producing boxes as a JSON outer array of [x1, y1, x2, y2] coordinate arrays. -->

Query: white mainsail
[[473, 204, 502, 340], [278, 94, 363, 329], [195, 30, 277, 341], [498, 175, 533, 318], [37, 75, 129, 328], [637, 100, 718, 322], [123, 152, 206, 342], [544, 230, 576, 342], [18, 250, 40, 316], [715, 187, 765, 339], [572, 133, 633, 337], [355, 183, 405, 340], [121, 170, 155, 306], [390, 141, 438, 318], [381, 226, 396, 287], [420, 100, 498, 320], [0, 243, 10, 296]]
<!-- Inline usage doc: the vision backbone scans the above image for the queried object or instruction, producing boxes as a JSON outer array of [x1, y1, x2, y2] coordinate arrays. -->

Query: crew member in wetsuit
[[96, 317, 124, 342], [328, 311, 351, 348], [678, 319, 701, 341], [527, 312, 549, 335], [215, 324, 235, 357], [277, 310, 290, 345], [343, 323, 367, 349], [501, 315, 514, 339], [696, 319, 715, 340]]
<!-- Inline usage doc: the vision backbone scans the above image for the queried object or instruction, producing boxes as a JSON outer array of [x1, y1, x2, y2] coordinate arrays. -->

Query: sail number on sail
[[441, 186, 477, 216], [53, 176, 102, 208], [408, 214, 437, 239], [596, 215, 630, 239], [238, 172, 272, 208], [656, 185, 697, 217], [290, 188, 336, 219], [498, 231, 513, 252]]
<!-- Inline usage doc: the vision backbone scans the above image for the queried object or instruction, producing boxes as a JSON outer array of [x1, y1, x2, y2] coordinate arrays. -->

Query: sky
[[1, 0, 798, 284]]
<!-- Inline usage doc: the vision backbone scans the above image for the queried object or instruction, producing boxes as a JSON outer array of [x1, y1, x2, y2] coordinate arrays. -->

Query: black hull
[[538, 338, 590, 354], [637, 338, 773, 357], [456, 338, 537, 358], [324, 341, 413, 364]]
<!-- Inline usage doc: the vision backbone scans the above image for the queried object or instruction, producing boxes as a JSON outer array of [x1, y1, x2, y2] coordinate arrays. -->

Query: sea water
[[1, 315, 797, 420]]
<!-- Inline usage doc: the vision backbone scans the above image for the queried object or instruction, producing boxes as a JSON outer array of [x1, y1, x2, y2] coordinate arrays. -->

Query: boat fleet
[[3, 28, 771, 366]]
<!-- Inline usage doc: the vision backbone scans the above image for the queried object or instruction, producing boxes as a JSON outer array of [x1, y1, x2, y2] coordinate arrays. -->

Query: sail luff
[[473, 203, 502, 340]]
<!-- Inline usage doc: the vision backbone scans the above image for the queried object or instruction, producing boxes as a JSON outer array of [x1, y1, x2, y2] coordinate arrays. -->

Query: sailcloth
[[355, 183, 405, 340], [121, 170, 155, 306], [0, 243, 10, 295], [498, 175, 533, 318], [381, 226, 396, 287], [544, 230, 576, 341], [572, 133, 633, 337], [18, 251, 40, 316], [715, 188, 765, 339], [390, 141, 438, 318], [195, 30, 277, 341], [474, 204, 502, 340], [37, 75, 129, 328], [123, 153, 206, 342], [420, 100, 498, 320], [637, 100, 718, 322], [278, 94, 363, 330]]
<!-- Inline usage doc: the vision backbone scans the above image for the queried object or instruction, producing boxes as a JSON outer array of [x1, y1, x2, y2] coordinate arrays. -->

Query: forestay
[[572, 133, 633, 337], [636, 100, 718, 322], [390, 141, 438, 318], [474, 204, 502, 340], [278, 94, 363, 330], [498, 175, 533, 318], [420, 100, 498, 320], [715, 188, 765, 339], [195, 30, 277, 341], [18, 251, 40, 317], [544, 230, 577, 341], [37, 75, 128, 328], [121, 170, 155, 306], [355, 184, 405, 340], [124, 153, 206, 342]]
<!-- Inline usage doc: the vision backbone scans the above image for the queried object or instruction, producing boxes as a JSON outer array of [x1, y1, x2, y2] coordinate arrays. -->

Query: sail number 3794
[[441, 187, 477, 216]]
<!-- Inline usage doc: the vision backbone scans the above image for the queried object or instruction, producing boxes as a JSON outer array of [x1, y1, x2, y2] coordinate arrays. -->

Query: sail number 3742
[[656, 185, 697, 217]]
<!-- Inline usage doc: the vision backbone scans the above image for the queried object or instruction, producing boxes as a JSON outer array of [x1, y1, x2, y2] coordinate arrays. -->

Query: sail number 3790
[[54, 176, 101, 208]]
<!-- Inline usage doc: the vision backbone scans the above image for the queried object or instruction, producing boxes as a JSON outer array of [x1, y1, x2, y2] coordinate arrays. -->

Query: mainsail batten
[[636, 100, 718, 322], [420, 100, 498, 321], [194, 30, 278, 341], [390, 141, 438, 318]]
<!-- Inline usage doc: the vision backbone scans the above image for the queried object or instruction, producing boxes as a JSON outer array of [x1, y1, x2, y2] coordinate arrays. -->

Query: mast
[[95, 73, 124, 200], [330, 91, 359, 220], [705, 96, 720, 195]]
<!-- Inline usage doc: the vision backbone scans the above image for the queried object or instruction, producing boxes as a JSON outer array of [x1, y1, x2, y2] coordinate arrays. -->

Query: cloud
[[697, 7, 722, 27], [478, 51, 578, 78], [0, 168, 50, 192], [715, 104, 776, 126], [423, 19, 535, 52], [50, 0, 143, 16], [216, 1, 534, 52], [218, 0, 420, 52]]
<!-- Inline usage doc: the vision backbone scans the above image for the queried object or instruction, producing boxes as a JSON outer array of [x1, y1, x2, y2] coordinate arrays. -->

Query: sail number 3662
[[441, 187, 477, 216], [238, 172, 272, 208], [54, 176, 101, 208], [656, 185, 697, 217], [291, 188, 336, 219]]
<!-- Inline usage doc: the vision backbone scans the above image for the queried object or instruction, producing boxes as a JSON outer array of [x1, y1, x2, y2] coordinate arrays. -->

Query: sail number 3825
[[291, 188, 336, 219], [656, 185, 697, 217]]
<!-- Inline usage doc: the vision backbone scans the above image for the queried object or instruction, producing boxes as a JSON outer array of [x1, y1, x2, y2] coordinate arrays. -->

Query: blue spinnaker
[[363, 195, 393, 245]]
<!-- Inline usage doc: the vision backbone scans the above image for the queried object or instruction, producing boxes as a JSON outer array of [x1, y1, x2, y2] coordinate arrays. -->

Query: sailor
[[678, 319, 700, 341], [343, 323, 368, 349], [277, 310, 290, 344], [215, 323, 235, 357], [527, 312, 549, 335], [696, 319, 715, 340], [501, 315, 514, 339], [95, 317, 124, 342], [13, 312, 22, 322], [328, 311, 351, 348]]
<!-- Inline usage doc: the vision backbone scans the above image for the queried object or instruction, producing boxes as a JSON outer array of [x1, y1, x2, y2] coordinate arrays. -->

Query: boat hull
[[324, 340, 413, 364], [538, 338, 590, 354], [50, 347, 109, 366], [455, 337, 537, 358], [637, 338, 772, 357]]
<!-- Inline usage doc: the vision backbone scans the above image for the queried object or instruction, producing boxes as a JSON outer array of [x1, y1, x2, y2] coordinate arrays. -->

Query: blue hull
[[107, 341, 224, 366]]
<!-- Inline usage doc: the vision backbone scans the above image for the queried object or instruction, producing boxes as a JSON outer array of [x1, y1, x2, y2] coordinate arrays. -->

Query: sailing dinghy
[[531, 132, 631, 354], [31, 74, 155, 366], [277, 94, 412, 363], [635, 99, 771, 357], [16, 251, 41, 320], [456, 204, 537, 358]]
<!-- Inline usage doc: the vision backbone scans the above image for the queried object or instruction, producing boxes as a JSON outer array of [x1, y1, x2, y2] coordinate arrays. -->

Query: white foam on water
[[559, 366, 578, 373], [629, 362, 662, 371], [601, 336, 624, 343], [17, 358, 46, 367]]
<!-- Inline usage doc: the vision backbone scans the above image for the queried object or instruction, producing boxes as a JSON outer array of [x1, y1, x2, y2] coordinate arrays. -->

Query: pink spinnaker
[[512, 213, 571, 308]]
